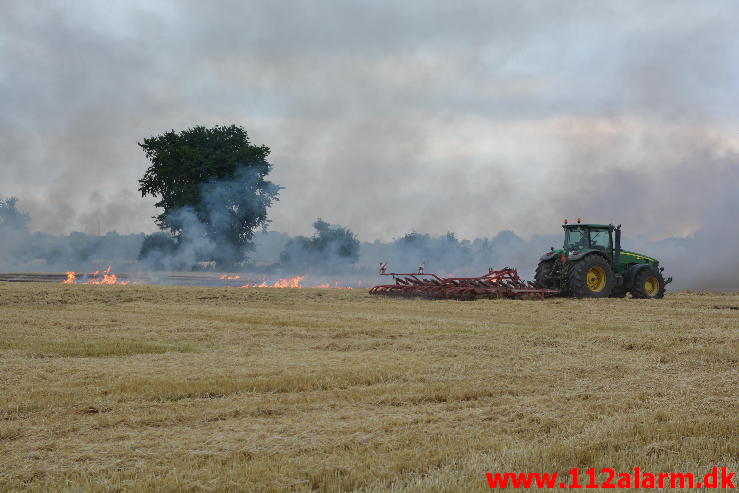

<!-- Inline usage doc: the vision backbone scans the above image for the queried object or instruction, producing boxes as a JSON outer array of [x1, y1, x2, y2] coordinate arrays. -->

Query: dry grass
[[0, 283, 737, 492]]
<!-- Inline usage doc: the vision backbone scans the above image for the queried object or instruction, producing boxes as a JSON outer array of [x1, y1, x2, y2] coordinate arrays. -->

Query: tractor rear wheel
[[631, 267, 665, 299], [534, 259, 557, 289], [568, 254, 615, 298]]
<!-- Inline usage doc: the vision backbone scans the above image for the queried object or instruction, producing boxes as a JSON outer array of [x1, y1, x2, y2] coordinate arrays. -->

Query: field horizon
[[1, 283, 737, 492]]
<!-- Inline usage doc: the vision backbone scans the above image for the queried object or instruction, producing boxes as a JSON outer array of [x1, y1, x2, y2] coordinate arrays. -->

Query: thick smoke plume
[[2, 193, 735, 291], [137, 165, 280, 270]]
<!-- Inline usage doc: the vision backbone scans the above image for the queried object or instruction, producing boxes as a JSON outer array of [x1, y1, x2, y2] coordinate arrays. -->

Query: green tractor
[[535, 220, 672, 299]]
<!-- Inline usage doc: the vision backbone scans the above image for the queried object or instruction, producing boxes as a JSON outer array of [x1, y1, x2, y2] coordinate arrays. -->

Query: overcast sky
[[1, 0, 737, 241]]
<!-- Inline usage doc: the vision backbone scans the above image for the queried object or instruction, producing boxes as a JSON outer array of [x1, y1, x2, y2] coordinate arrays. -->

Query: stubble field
[[0, 283, 737, 492]]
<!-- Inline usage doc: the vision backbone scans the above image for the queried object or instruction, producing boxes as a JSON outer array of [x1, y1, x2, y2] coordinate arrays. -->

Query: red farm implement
[[369, 263, 559, 300]]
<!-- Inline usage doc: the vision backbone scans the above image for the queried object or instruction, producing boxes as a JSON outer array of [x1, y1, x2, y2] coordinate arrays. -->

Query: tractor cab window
[[565, 228, 586, 250], [589, 229, 611, 250]]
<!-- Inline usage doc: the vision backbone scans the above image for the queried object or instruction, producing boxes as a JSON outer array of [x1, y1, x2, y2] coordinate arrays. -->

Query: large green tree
[[138, 125, 280, 266]]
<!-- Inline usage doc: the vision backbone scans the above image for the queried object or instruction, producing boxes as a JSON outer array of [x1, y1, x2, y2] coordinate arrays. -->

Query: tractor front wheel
[[631, 267, 666, 299], [534, 259, 558, 289], [568, 254, 615, 298]]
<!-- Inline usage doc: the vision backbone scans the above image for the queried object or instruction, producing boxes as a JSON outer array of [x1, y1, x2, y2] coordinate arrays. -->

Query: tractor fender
[[540, 251, 558, 261], [623, 264, 652, 290], [567, 250, 609, 263]]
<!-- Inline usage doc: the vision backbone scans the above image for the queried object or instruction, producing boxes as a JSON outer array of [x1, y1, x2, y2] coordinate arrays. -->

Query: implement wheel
[[568, 254, 614, 298], [631, 267, 666, 299]]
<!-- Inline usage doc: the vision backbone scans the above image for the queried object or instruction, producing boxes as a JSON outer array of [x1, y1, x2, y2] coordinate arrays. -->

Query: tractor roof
[[563, 223, 613, 229]]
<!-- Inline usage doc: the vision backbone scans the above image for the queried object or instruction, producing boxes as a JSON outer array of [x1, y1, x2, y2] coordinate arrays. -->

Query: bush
[[279, 219, 359, 268], [138, 232, 179, 266]]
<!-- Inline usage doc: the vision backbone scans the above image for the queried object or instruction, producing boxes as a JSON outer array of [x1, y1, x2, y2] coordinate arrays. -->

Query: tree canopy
[[138, 125, 280, 266]]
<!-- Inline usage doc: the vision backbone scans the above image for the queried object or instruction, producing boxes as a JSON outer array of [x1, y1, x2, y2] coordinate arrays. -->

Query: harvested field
[[0, 283, 737, 492]]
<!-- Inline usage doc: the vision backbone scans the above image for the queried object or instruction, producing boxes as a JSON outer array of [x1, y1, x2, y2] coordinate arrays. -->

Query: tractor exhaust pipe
[[614, 224, 622, 266]]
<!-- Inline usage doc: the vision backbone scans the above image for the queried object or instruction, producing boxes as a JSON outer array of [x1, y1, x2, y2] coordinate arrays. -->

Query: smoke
[[139, 207, 216, 271], [0, 228, 145, 274], [544, 121, 739, 290], [358, 230, 555, 280], [1, 1, 738, 289], [2, 1, 737, 239], [0, 192, 737, 290], [137, 165, 280, 270], [279, 219, 360, 272]]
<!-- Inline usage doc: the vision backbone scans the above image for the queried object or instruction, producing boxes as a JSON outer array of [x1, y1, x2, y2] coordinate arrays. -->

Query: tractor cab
[[563, 223, 613, 254]]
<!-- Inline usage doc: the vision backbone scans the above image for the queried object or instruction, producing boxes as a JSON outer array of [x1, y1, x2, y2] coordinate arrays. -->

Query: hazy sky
[[2, 0, 738, 241]]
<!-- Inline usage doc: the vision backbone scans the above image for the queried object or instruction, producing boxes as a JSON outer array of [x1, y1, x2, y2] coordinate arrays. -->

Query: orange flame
[[316, 282, 353, 289], [235, 276, 354, 289], [241, 275, 305, 288], [219, 274, 241, 280], [274, 276, 305, 288], [61, 266, 129, 285]]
